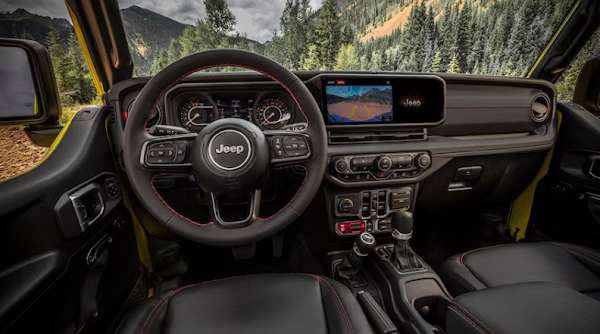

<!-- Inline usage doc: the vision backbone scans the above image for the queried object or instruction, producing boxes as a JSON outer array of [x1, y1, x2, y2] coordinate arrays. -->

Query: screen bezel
[[317, 74, 446, 129]]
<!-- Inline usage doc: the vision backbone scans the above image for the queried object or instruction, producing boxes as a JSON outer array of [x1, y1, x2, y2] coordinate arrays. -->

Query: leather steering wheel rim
[[123, 49, 327, 246]]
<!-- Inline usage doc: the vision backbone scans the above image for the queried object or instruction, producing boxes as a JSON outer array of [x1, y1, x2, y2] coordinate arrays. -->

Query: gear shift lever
[[337, 233, 376, 287], [391, 211, 424, 272]]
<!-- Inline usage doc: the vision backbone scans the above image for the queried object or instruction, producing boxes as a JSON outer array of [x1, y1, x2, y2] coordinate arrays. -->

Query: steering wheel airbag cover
[[123, 50, 327, 246]]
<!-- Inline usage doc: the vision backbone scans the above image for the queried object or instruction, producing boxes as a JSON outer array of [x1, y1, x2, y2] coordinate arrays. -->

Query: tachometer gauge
[[255, 98, 291, 130], [179, 96, 216, 132]]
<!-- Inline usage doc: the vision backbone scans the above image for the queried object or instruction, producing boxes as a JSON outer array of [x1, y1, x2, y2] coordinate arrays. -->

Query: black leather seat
[[441, 242, 600, 300], [116, 274, 373, 334]]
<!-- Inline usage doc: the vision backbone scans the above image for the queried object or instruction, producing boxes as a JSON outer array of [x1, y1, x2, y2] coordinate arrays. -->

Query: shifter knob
[[354, 232, 376, 255], [391, 211, 413, 236]]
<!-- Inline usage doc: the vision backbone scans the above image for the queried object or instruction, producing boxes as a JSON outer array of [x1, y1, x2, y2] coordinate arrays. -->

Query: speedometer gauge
[[255, 98, 291, 130], [179, 96, 216, 132]]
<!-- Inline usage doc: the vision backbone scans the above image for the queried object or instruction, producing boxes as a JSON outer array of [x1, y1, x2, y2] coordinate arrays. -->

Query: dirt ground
[[0, 127, 48, 181], [328, 101, 393, 121]]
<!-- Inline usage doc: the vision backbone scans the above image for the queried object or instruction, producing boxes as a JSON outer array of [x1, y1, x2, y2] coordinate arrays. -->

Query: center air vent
[[329, 130, 427, 144], [531, 94, 551, 122]]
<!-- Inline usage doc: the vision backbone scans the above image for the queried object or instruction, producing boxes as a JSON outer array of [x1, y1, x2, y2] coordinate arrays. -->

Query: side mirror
[[0, 38, 61, 126], [573, 55, 600, 114]]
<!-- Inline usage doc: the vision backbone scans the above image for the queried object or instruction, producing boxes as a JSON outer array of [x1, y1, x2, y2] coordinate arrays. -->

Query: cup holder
[[413, 295, 449, 332], [405, 278, 451, 333]]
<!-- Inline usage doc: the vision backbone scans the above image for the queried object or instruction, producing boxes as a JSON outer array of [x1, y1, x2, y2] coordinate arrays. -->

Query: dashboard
[[110, 70, 558, 237]]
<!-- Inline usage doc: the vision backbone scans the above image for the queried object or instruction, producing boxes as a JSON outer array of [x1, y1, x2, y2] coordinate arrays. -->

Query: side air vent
[[531, 94, 551, 122], [328, 129, 427, 144]]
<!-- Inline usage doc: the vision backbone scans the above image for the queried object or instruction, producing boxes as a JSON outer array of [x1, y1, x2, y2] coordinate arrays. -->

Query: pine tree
[[47, 26, 70, 99], [430, 50, 442, 72], [334, 44, 360, 70], [316, 0, 341, 70], [12, 23, 21, 39], [448, 54, 460, 73], [67, 32, 95, 103], [167, 39, 181, 64], [204, 0, 236, 35], [301, 44, 321, 70], [150, 51, 169, 75]]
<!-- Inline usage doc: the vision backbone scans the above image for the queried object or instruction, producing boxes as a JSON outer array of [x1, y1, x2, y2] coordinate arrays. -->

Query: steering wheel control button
[[271, 136, 286, 157], [208, 129, 252, 171], [173, 141, 188, 163], [282, 136, 308, 157], [147, 142, 176, 164]]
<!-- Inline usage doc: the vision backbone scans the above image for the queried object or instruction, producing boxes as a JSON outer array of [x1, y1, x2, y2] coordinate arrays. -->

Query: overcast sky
[[0, 0, 323, 42]]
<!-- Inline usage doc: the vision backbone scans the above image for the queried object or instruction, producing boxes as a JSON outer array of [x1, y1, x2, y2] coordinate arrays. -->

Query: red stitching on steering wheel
[[142, 60, 313, 228]]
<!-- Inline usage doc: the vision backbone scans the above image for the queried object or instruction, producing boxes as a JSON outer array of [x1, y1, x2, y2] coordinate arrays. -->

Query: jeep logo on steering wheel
[[215, 144, 245, 155], [208, 129, 252, 171]]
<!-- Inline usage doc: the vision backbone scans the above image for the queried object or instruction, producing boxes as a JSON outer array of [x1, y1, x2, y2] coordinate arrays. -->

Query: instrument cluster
[[169, 91, 297, 132]]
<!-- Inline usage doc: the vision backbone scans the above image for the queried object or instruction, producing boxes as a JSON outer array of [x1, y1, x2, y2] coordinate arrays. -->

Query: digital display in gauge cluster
[[214, 93, 254, 122]]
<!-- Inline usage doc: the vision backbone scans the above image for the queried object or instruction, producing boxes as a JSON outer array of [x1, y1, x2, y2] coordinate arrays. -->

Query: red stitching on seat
[[546, 242, 600, 264], [138, 274, 351, 334], [452, 302, 496, 334], [448, 306, 488, 334], [458, 244, 507, 269], [150, 173, 213, 226], [301, 274, 355, 334], [139, 276, 241, 334]]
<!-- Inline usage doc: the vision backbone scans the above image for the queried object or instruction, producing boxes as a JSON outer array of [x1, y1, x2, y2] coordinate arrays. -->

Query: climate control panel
[[331, 152, 431, 182]]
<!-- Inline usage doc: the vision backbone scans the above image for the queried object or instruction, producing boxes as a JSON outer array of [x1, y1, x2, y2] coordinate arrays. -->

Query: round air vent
[[531, 94, 551, 122]]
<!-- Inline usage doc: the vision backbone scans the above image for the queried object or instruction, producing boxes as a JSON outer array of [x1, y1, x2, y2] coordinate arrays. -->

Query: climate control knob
[[375, 155, 393, 171], [333, 159, 350, 174], [416, 153, 431, 169]]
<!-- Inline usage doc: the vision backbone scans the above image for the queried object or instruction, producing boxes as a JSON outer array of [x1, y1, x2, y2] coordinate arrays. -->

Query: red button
[[336, 221, 365, 235]]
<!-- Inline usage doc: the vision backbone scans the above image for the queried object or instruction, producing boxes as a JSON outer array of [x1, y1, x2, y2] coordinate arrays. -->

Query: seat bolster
[[318, 276, 374, 334], [440, 253, 487, 297], [446, 282, 600, 334], [115, 290, 172, 334], [545, 242, 600, 277]]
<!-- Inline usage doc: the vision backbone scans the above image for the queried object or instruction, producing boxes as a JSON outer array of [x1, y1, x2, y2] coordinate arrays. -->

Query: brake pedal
[[231, 243, 256, 260]]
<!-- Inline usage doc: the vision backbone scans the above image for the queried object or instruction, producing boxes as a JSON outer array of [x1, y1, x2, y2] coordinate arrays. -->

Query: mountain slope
[[0, 8, 73, 46], [120, 5, 188, 58]]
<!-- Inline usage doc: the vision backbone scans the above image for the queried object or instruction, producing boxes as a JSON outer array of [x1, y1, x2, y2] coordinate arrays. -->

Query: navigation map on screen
[[326, 85, 393, 124]]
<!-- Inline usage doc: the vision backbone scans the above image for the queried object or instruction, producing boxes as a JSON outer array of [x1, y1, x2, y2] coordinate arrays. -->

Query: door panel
[[0, 106, 140, 334], [530, 102, 600, 247]]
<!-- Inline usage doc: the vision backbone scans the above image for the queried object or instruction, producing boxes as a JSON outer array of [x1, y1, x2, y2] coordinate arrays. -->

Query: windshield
[[118, 0, 576, 77]]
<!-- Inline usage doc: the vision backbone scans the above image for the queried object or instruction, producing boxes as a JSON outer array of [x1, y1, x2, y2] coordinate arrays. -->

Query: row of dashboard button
[[339, 170, 422, 182]]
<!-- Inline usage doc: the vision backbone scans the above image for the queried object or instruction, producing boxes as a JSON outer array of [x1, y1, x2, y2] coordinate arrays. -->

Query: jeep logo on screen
[[215, 144, 245, 155], [208, 130, 252, 170]]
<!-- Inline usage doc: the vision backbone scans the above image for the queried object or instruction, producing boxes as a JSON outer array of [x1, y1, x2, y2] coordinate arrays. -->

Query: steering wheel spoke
[[140, 133, 197, 171], [264, 130, 312, 166], [209, 189, 261, 228]]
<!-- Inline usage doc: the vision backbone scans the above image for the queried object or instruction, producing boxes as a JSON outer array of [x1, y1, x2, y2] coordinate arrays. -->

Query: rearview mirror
[[0, 38, 61, 126]]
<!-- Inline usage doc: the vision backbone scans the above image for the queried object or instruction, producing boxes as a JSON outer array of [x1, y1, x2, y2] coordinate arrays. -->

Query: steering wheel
[[123, 50, 327, 246]]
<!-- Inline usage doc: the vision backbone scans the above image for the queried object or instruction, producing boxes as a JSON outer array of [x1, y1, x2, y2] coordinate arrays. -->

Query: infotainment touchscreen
[[323, 77, 445, 126], [325, 85, 393, 124]]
